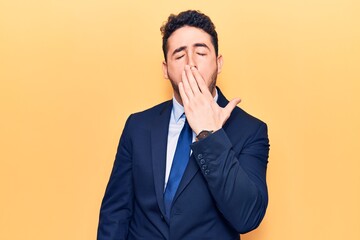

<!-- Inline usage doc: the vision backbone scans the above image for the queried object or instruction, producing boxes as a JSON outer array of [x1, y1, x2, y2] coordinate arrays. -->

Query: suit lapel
[[151, 101, 172, 219], [172, 153, 199, 204], [216, 87, 229, 108]]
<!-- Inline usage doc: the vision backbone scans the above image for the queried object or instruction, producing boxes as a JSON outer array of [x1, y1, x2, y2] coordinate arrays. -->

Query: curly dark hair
[[160, 10, 218, 61]]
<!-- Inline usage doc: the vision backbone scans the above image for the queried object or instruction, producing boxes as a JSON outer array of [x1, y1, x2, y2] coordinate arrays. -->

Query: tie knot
[[181, 113, 189, 126], [183, 118, 190, 131]]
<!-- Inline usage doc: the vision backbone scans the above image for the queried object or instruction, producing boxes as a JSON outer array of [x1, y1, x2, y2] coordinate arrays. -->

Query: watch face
[[196, 130, 214, 141], [201, 131, 210, 137]]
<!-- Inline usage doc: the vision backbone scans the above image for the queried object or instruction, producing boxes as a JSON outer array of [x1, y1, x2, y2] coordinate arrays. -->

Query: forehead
[[167, 26, 213, 50]]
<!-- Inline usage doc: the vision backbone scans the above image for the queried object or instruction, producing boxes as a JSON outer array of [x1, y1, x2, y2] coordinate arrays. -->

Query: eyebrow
[[172, 46, 187, 56], [171, 43, 211, 56], [193, 43, 210, 50]]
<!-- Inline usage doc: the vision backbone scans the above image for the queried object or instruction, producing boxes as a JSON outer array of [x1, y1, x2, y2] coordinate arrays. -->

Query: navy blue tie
[[164, 118, 192, 218]]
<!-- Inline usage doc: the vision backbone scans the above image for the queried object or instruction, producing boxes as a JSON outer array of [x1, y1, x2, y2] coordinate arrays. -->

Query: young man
[[98, 10, 269, 240]]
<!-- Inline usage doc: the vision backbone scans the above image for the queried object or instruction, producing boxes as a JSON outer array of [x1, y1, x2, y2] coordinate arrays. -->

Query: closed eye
[[176, 55, 185, 60], [197, 53, 206, 56]]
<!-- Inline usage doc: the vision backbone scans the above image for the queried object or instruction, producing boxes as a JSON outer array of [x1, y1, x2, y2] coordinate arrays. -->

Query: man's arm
[[191, 123, 269, 233], [97, 115, 134, 240], [179, 65, 269, 233]]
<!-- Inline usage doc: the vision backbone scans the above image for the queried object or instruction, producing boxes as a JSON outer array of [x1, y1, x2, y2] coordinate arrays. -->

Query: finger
[[185, 65, 201, 94], [190, 66, 213, 99], [223, 98, 241, 116], [178, 82, 190, 106], [181, 69, 194, 99]]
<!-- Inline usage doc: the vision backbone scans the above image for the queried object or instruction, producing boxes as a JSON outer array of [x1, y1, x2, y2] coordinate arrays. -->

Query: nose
[[186, 52, 197, 68]]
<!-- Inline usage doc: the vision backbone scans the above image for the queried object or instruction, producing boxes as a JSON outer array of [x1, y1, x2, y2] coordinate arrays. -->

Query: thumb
[[224, 98, 241, 115]]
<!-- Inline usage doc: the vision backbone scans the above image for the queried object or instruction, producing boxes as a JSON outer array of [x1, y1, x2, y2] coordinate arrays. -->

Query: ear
[[217, 55, 223, 74], [162, 61, 169, 79]]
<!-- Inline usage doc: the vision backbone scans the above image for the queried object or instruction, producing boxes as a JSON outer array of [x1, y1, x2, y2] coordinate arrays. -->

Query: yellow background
[[1, 0, 359, 239]]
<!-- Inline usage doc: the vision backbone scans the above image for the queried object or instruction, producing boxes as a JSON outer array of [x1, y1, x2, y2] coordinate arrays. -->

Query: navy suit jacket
[[97, 88, 269, 240]]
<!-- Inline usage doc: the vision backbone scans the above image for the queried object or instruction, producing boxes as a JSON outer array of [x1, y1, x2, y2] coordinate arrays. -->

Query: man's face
[[162, 26, 223, 103]]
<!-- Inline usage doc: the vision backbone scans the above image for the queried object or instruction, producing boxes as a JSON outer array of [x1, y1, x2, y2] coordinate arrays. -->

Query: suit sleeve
[[190, 121, 269, 234], [97, 115, 134, 240]]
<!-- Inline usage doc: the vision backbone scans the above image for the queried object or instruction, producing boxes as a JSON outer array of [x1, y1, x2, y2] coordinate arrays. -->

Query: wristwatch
[[195, 130, 214, 141]]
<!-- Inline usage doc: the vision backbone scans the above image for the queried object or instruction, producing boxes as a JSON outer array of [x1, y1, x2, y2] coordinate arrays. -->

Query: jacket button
[[204, 170, 210, 175], [197, 154, 203, 159], [201, 165, 207, 170], [200, 159, 205, 164]]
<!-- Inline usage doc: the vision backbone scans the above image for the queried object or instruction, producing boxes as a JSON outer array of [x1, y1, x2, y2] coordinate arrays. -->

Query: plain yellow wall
[[1, 0, 359, 239]]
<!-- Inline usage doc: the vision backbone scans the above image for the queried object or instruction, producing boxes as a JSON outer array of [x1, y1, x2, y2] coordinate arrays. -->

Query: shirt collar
[[172, 88, 219, 123]]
